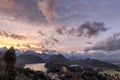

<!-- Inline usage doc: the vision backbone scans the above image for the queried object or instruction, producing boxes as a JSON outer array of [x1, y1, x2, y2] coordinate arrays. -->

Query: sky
[[0, 0, 120, 57]]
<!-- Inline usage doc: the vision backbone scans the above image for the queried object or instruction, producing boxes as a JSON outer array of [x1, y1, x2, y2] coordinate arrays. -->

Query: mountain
[[19, 50, 55, 60], [0, 47, 119, 70], [42, 49, 59, 54], [38, 49, 61, 59], [21, 50, 37, 55], [108, 61, 120, 67], [47, 54, 69, 63], [0, 47, 25, 56], [16, 53, 44, 67], [71, 58, 119, 70], [0, 47, 7, 53], [15, 49, 24, 56], [0, 53, 3, 58], [45, 54, 70, 72], [36, 53, 53, 60]]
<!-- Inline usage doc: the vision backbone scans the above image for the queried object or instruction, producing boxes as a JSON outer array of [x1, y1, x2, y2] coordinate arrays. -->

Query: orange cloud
[[0, 30, 26, 40]]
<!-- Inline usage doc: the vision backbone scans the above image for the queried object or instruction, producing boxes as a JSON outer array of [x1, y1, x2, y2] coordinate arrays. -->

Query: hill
[[71, 58, 119, 70], [16, 54, 44, 67], [45, 54, 70, 72]]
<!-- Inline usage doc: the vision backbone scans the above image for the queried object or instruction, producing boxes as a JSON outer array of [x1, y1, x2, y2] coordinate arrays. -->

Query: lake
[[24, 63, 47, 72]]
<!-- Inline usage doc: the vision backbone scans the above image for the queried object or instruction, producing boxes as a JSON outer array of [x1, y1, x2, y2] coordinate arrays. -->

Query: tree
[[2, 47, 17, 80]]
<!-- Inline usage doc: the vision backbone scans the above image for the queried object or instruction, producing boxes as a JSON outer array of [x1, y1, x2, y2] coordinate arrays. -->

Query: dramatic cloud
[[77, 21, 108, 37], [85, 33, 120, 51], [0, 0, 42, 23], [16, 43, 42, 51], [55, 21, 108, 37], [0, 0, 58, 23], [45, 35, 59, 45], [55, 26, 66, 35], [0, 30, 26, 40], [41, 35, 59, 49], [38, 0, 58, 23], [0, 0, 119, 54]]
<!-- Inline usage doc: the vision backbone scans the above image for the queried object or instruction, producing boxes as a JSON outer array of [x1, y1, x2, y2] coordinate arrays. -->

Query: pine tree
[[2, 47, 17, 80]]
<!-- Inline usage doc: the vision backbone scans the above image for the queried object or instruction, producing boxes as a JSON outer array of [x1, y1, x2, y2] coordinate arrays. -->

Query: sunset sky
[[0, 0, 120, 54]]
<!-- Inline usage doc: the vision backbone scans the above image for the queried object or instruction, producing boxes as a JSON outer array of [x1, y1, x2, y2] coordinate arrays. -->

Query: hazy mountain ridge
[[70, 58, 119, 70], [0, 47, 120, 61], [0, 47, 120, 69], [16, 54, 44, 67]]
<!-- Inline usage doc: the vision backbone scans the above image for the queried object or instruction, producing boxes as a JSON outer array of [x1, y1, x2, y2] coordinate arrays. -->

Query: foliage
[[16, 67, 51, 80], [2, 47, 17, 80]]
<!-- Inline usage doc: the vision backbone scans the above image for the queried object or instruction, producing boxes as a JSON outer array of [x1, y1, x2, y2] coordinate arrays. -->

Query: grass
[[100, 70, 120, 75]]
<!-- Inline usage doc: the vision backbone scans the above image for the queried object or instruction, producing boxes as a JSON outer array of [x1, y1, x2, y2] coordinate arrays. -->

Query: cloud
[[0, 0, 58, 24], [22, 44, 32, 49], [0, 0, 42, 23], [16, 44, 21, 47], [86, 42, 93, 44], [44, 35, 59, 45], [0, 30, 9, 37], [38, 0, 58, 23], [38, 30, 46, 36], [16, 43, 41, 51], [78, 21, 108, 37], [55, 21, 108, 37], [10, 34, 26, 40], [55, 26, 66, 35], [50, 35, 59, 43], [0, 30, 26, 40], [85, 33, 120, 51], [41, 34, 59, 49]]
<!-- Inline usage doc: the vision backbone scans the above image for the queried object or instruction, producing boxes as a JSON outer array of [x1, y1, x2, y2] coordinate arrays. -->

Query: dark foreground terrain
[[15, 66, 120, 80]]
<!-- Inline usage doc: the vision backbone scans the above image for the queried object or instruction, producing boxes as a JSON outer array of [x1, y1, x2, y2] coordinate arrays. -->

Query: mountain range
[[0, 47, 120, 61], [0, 47, 120, 69]]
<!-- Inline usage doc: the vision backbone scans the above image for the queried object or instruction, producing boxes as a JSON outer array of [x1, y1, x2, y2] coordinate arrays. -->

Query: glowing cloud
[[38, 0, 58, 23], [0, 30, 26, 40]]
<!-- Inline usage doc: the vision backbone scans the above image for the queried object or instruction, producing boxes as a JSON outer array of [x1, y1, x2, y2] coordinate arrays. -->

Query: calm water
[[24, 63, 47, 72]]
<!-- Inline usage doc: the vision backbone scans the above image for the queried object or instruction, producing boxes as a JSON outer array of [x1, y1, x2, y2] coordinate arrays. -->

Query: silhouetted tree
[[2, 47, 17, 80]]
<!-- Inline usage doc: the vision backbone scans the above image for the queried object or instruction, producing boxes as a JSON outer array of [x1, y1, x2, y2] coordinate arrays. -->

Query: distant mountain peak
[[0, 47, 8, 53], [22, 50, 36, 55]]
